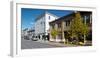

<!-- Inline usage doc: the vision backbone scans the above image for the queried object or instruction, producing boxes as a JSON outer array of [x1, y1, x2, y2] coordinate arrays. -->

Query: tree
[[70, 12, 89, 44], [64, 30, 72, 44], [81, 23, 89, 44], [70, 12, 83, 41], [51, 28, 58, 40]]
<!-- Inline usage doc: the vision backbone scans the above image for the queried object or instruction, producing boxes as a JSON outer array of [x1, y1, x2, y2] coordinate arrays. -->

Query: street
[[21, 37, 91, 49], [21, 38, 59, 49]]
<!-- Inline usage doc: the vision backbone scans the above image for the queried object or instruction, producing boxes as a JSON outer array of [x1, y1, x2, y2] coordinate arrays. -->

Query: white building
[[35, 11, 59, 39]]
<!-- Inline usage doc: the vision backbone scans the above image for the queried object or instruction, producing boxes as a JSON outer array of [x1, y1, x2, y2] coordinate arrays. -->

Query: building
[[35, 11, 59, 40], [49, 11, 92, 42], [22, 28, 35, 40], [21, 28, 29, 37]]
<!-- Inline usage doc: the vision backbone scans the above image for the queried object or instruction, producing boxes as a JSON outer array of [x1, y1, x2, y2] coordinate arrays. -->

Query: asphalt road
[[21, 38, 92, 49], [21, 38, 58, 49]]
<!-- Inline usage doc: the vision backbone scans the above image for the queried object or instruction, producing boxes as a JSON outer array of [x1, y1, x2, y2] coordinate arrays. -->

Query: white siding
[[45, 12, 58, 35], [35, 12, 59, 36], [35, 16, 45, 36]]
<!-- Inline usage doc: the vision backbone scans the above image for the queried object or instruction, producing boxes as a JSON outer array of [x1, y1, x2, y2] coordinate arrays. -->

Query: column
[[90, 14, 92, 24], [55, 24, 58, 41], [84, 16, 87, 24], [55, 23, 58, 30], [61, 21, 65, 42], [49, 25, 53, 41]]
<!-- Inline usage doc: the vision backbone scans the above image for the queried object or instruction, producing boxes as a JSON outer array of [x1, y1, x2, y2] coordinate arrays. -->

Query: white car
[[31, 36, 38, 41]]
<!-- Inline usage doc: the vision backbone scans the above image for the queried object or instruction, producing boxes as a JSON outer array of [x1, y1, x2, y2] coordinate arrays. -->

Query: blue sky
[[21, 8, 74, 30]]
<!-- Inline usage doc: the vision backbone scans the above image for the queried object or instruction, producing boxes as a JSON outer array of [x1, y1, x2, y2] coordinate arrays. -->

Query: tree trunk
[[76, 37, 79, 45], [66, 39, 68, 44], [64, 38, 66, 44], [83, 35, 86, 45]]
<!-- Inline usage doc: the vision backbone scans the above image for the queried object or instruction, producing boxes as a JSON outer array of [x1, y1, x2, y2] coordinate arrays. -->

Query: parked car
[[31, 36, 38, 41], [24, 35, 30, 40]]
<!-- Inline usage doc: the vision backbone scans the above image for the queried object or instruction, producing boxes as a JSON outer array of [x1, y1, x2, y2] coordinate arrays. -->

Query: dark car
[[24, 36, 30, 40]]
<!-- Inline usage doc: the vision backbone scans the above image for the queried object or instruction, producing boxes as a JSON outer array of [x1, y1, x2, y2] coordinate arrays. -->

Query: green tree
[[70, 12, 89, 44], [70, 12, 83, 40], [81, 23, 89, 44], [51, 28, 58, 39], [64, 30, 72, 44]]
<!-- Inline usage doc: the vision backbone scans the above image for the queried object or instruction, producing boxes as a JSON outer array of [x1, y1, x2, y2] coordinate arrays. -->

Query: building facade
[[22, 28, 35, 40], [35, 11, 59, 40], [49, 11, 92, 42]]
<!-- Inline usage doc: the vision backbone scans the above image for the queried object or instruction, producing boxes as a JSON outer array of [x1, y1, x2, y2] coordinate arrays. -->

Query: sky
[[21, 8, 74, 30]]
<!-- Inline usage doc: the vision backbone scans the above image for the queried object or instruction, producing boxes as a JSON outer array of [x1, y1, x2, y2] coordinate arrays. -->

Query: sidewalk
[[36, 40, 77, 47]]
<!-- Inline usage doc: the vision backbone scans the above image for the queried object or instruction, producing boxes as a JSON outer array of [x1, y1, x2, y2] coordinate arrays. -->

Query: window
[[65, 21, 68, 26], [65, 20, 70, 26], [41, 22, 42, 24], [49, 16, 50, 20], [58, 23, 61, 28], [44, 22, 45, 25], [58, 33, 62, 39], [51, 24, 54, 29], [84, 16, 90, 24]]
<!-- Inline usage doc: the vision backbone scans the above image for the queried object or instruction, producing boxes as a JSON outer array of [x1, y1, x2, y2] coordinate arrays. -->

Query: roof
[[35, 11, 59, 22], [49, 11, 92, 24], [35, 12, 45, 22], [28, 29, 35, 32], [49, 12, 75, 24], [46, 11, 59, 18]]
